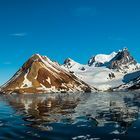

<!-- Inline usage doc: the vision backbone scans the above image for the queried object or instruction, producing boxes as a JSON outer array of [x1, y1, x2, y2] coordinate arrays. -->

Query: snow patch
[[46, 77, 51, 84], [21, 70, 32, 88]]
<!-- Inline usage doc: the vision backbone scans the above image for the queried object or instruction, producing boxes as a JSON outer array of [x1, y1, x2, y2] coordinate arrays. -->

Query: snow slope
[[62, 58, 88, 72], [71, 67, 124, 91], [62, 48, 140, 91], [79, 68, 123, 91], [88, 52, 117, 66], [62, 58, 124, 91]]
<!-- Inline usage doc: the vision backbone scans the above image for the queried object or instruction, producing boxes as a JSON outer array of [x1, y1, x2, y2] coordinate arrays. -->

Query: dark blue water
[[0, 92, 140, 140]]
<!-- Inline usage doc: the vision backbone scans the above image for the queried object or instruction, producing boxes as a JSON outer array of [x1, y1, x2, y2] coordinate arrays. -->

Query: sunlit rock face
[[1, 54, 92, 94]]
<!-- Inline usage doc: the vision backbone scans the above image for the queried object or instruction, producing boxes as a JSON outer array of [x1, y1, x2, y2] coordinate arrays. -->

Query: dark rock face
[[128, 84, 140, 90], [80, 67, 86, 71], [63, 58, 73, 69], [108, 72, 115, 79], [88, 57, 103, 67], [88, 57, 95, 66], [64, 58, 71, 65], [128, 77, 140, 90], [107, 48, 138, 73]]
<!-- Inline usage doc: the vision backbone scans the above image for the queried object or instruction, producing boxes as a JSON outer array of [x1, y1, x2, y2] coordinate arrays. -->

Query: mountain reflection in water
[[0, 92, 140, 140]]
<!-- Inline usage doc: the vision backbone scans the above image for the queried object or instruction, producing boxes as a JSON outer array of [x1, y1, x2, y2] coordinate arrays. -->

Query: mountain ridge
[[62, 48, 140, 91], [1, 48, 140, 93], [1, 54, 92, 94]]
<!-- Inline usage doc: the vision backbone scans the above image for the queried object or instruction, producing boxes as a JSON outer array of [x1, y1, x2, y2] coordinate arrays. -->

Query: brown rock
[[1, 54, 92, 94]]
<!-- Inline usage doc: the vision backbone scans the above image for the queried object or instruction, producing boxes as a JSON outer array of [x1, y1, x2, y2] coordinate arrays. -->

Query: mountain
[[88, 48, 139, 73], [63, 65, 124, 91], [106, 48, 139, 73], [62, 59, 124, 91], [1, 54, 92, 94], [1, 48, 140, 93], [88, 52, 117, 67], [62, 58, 88, 72], [62, 48, 140, 91], [63, 48, 139, 73]]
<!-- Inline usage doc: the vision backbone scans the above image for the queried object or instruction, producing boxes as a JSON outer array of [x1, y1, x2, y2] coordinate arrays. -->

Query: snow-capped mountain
[[62, 58, 88, 72], [1, 48, 140, 93], [62, 58, 124, 91], [106, 48, 139, 73], [88, 48, 139, 73], [1, 54, 92, 94], [88, 52, 117, 67], [62, 48, 140, 91], [62, 63, 124, 91]]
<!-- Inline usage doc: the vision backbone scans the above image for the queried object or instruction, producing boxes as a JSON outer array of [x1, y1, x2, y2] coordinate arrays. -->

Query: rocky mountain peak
[[107, 48, 138, 73], [21, 54, 41, 70], [111, 48, 133, 63], [63, 58, 79, 69], [64, 58, 73, 64]]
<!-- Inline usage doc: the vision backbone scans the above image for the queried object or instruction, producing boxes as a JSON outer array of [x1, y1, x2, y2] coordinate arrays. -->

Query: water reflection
[[1, 92, 140, 139]]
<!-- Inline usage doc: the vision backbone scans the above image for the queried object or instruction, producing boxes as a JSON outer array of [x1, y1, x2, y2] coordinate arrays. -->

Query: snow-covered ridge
[[62, 48, 140, 91], [62, 58, 88, 72], [1, 48, 140, 93], [88, 52, 117, 66]]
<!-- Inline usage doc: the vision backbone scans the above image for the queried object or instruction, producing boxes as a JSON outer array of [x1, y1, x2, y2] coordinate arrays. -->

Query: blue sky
[[0, 0, 140, 85]]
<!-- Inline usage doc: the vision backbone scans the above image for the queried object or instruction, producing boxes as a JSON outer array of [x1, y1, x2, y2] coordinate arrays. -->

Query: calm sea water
[[0, 92, 140, 140]]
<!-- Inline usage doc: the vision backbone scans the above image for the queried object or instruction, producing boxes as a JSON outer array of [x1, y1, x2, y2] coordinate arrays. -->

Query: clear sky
[[0, 0, 140, 85]]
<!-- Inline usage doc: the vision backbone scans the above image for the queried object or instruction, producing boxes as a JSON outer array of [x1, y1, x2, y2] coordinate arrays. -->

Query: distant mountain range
[[1, 48, 140, 94]]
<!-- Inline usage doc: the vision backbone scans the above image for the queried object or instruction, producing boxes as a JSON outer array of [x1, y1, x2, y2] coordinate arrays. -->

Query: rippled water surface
[[0, 92, 140, 140]]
